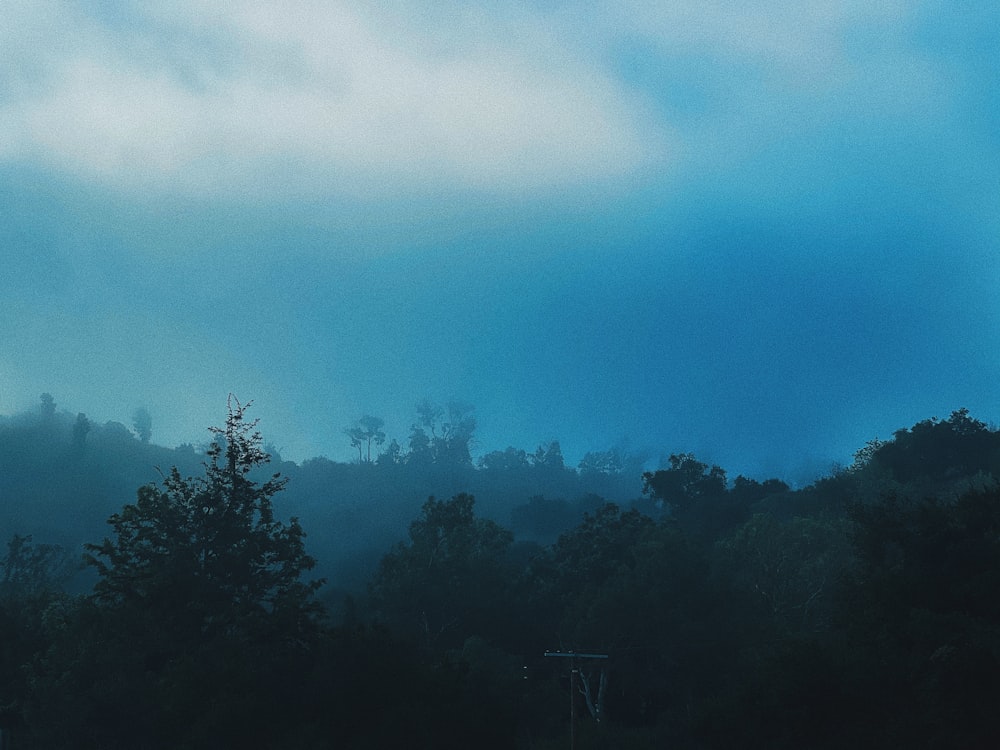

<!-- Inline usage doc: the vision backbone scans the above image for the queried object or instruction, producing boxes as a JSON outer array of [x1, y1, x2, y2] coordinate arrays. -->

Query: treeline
[[0, 396, 645, 592], [2, 403, 1000, 747]]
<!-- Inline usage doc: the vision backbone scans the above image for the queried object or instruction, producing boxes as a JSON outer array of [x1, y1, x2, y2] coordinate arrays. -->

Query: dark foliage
[[21, 398, 325, 748], [3, 403, 1000, 748]]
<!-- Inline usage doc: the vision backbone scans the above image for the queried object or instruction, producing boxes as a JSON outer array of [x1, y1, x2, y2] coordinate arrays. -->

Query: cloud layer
[[1, 1, 998, 478], [2, 2, 667, 197]]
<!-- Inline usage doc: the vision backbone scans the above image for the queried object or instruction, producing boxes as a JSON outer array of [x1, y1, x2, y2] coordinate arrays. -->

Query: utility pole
[[544, 651, 609, 749]]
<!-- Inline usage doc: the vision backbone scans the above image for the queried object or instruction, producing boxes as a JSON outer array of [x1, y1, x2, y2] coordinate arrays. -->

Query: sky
[[1, 1, 998, 483]]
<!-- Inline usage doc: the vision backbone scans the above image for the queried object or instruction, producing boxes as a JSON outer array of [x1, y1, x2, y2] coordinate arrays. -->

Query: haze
[[2, 2, 997, 481]]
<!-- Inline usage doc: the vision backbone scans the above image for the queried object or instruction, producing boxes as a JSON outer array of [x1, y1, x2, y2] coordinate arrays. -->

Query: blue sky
[[1, 1, 998, 482]]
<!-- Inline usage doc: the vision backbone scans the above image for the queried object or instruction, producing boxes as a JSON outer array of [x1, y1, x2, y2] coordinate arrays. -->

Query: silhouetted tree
[[643, 453, 726, 510], [872, 408, 1000, 483], [377, 438, 404, 465], [86, 396, 322, 637], [532, 441, 565, 469], [408, 400, 476, 466], [345, 414, 386, 463], [71, 412, 91, 453], [29, 397, 325, 748], [479, 446, 530, 472], [578, 449, 623, 477], [39, 392, 56, 419], [642, 453, 731, 536], [131, 406, 152, 443]]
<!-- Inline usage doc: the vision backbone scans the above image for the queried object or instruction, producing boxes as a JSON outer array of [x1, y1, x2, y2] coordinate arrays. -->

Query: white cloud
[[0, 0, 973, 225], [574, 1, 966, 191], [592, 0, 910, 76], [0, 1, 668, 199]]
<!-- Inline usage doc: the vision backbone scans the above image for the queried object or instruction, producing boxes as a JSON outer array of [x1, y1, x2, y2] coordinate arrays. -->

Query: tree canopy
[[85, 396, 323, 639], [3, 403, 1000, 748]]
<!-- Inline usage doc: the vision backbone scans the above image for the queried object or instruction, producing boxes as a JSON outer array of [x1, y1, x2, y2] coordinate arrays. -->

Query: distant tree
[[408, 400, 476, 466], [39, 393, 56, 419], [345, 414, 386, 464], [531, 441, 565, 469], [642, 453, 733, 537], [407, 424, 433, 465], [509, 495, 579, 541], [642, 453, 727, 513], [578, 449, 623, 477], [443, 401, 476, 459], [1, 535, 74, 599], [131, 407, 152, 443], [479, 446, 530, 472], [416, 399, 444, 434], [376, 438, 404, 465], [71, 412, 91, 452]]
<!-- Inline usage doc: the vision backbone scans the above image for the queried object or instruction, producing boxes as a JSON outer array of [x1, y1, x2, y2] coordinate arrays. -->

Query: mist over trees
[[131, 407, 152, 444], [2, 398, 1000, 747]]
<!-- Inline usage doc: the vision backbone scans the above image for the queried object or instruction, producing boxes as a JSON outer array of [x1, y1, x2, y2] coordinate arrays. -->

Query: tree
[[643, 453, 727, 511], [510, 495, 580, 541], [132, 406, 152, 443], [377, 438, 404, 466], [86, 396, 322, 638], [533, 504, 735, 733], [830, 486, 1000, 746], [718, 513, 851, 633], [407, 424, 433, 466], [369, 493, 513, 651], [479, 446, 530, 472], [39, 392, 56, 419], [71, 412, 91, 453], [872, 409, 1000, 483], [848, 437, 886, 473], [345, 414, 386, 464], [532, 441, 565, 469], [437, 401, 476, 465], [0, 536, 73, 742], [641, 453, 731, 536], [408, 400, 476, 466], [1, 534, 73, 600], [43, 397, 327, 747], [544, 503, 656, 608], [578, 449, 623, 477]]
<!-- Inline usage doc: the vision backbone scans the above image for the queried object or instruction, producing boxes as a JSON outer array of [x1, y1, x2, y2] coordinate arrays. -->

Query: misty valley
[[2, 396, 1000, 748]]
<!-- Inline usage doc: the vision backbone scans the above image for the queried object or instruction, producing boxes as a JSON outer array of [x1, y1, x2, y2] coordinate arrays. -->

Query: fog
[[2, 3, 999, 746], [2, 2, 997, 484]]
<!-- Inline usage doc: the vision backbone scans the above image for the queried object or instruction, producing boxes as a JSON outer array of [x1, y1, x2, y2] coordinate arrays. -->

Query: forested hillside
[[2, 399, 999, 748], [0, 397, 643, 594]]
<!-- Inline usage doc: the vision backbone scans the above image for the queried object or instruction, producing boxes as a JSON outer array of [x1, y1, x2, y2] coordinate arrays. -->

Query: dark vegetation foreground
[[2, 399, 1000, 748]]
